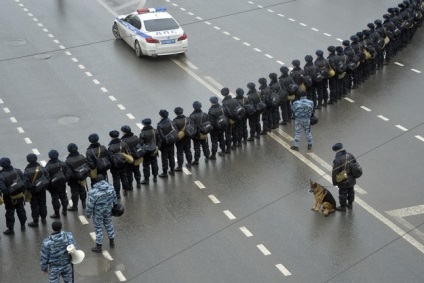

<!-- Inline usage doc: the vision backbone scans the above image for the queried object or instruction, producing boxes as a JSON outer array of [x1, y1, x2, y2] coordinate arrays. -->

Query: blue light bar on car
[[137, 7, 167, 14]]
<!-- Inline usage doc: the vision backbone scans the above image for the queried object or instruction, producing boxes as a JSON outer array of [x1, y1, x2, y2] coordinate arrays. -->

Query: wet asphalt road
[[0, 0, 424, 282]]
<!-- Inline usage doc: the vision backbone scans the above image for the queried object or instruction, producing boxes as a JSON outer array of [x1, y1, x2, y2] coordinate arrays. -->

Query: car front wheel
[[112, 23, 121, 39], [135, 41, 143, 58]]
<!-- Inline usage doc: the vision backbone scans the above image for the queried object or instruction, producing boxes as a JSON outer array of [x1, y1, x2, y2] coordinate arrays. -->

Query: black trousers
[[235, 118, 248, 142], [50, 187, 69, 213], [68, 179, 87, 208], [328, 77, 339, 102], [338, 186, 355, 206], [193, 137, 210, 160], [160, 144, 175, 173], [210, 130, 225, 155], [316, 80, 328, 105], [30, 190, 47, 222], [248, 113, 261, 136], [142, 155, 159, 179], [4, 196, 26, 230], [110, 167, 129, 195], [126, 164, 141, 187], [225, 123, 236, 148], [261, 109, 272, 131], [175, 138, 193, 166]]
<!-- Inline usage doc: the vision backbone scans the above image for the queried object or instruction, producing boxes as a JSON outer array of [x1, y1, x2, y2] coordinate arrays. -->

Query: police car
[[112, 8, 188, 57]]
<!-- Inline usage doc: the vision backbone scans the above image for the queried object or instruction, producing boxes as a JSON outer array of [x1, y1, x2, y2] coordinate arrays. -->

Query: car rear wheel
[[112, 23, 121, 39], [135, 41, 143, 58]]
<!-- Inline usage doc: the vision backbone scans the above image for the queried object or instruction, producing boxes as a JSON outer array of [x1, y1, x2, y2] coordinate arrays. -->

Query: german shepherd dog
[[309, 180, 336, 216]]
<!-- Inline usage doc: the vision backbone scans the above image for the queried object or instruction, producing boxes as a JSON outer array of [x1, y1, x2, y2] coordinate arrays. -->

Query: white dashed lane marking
[[395, 62, 404, 66], [85, 72, 92, 77], [194, 181, 205, 189], [32, 148, 40, 155], [360, 106, 371, 111], [93, 79, 100, 84], [396, 125, 408, 131], [257, 244, 271, 255], [377, 115, 389, 121], [78, 65, 85, 69], [311, 27, 319, 31], [344, 97, 355, 103], [109, 96, 116, 101], [24, 137, 32, 144], [411, 69, 421, 73], [115, 270, 127, 281], [101, 87, 108, 93], [10, 117, 17, 123], [102, 250, 113, 261], [223, 210, 236, 220], [415, 135, 424, 142], [126, 113, 135, 120], [299, 23, 307, 26], [117, 104, 125, 110], [90, 232, 96, 241], [72, 58, 78, 62], [275, 264, 292, 276], [0, 99, 3, 104], [239, 226, 253, 237], [182, 167, 192, 175], [17, 127, 24, 133], [324, 33, 331, 37], [3, 107, 10, 113], [208, 195, 220, 204], [78, 215, 89, 225]]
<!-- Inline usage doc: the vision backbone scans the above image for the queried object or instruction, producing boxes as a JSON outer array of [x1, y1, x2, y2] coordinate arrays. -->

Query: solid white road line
[[208, 195, 220, 204], [395, 125, 408, 131], [257, 244, 271, 255], [275, 264, 292, 276], [223, 210, 236, 220], [239, 226, 253, 237], [194, 181, 205, 189], [79, 216, 89, 225], [115, 270, 127, 281], [355, 197, 424, 254]]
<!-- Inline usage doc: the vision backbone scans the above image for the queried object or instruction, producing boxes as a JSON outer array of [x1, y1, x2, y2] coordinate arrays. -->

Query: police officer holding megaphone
[[40, 220, 82, 282]]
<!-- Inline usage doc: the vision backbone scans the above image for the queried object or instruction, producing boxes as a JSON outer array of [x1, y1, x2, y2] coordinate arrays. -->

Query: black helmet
[[111, 203, 125, 217]]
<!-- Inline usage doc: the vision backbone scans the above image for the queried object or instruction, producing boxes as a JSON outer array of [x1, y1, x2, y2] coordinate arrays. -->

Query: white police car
[[112, 8, 188, 57]]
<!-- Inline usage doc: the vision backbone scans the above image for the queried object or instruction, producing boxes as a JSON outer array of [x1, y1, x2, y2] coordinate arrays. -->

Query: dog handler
[[331, 143, 357, 211]]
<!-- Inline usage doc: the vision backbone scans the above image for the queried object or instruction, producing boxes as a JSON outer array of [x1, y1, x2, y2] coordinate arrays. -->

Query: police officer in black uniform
[[139, 118, 161, 184], [303, 55, 317, 109], [208, 96, 227, 159], [314, 50, 329, 107], [235, 88, 249, 145], [0, 157, 29, 235], [221, 87, 241, 152], [268, 73, 281, 129], [278, 66, 294, 120], [258, 78, 272, 134], [157, 109, 176, 178], [45, 150, 69, 218], [66, 143, 88, 210], [335, 46, 348, 97], [189, 101, 211, 164], [86, 133, 110, 186], [108, 131, 131, 197], [173, 107, 193, 170], [327, 46, 341, 104], [121, 125, 141, 189], [24, 153, 49, 227], [246, 82, 262, 139]]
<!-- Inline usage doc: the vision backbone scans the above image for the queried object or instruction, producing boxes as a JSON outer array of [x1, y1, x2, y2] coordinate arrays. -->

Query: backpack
[[230, 104, 245, 121], [270, 92, 280, 108], [7, 170, 27, 196], [164, 122, 179, 144], [73, 163, 90, 180], [215, 108, 229, 130], [311, 65, 325, 83], [350, 161, 363, 178], [92, 147, 111, 172], [50, 163, 67, 189]]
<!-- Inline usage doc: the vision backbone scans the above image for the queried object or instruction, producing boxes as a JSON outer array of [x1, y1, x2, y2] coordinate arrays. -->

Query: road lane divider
[[256, 244, 271, 255], [239, 227, 253, 237], [223, 210, 236, 220]]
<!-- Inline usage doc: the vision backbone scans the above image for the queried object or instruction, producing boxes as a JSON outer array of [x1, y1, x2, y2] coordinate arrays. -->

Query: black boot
[[110, 239, 115, 248], [136, 180, 141, 189], [28, 221, 39, 227], [336, 206, 346, 211], [50, 212, 60, 219], [91, 244, 102, 253], [140, 179, 149, 185], [153, 176, 157, 183], [3, 229, 14, 235], [159, 172, 168, 178], [68, 206, 78, 211], [191, 159, 199, 166]]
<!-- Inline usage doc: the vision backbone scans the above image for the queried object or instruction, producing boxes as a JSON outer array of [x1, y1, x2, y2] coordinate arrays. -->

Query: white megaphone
[[67, 244, 85, 265]]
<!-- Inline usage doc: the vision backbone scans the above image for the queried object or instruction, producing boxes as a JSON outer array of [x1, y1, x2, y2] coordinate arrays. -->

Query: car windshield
[[144, 18, 179, 32]]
